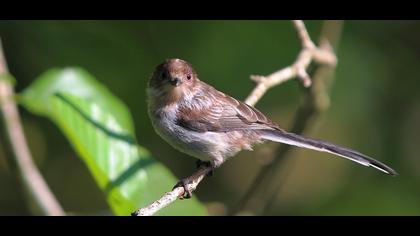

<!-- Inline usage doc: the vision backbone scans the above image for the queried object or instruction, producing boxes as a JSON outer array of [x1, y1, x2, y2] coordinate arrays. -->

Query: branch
[[132, 20, 338, 216], [245, 20, 336, 106], [233, 20, 343, 215], [0, 38, 65, 216], [131, 165, 212, 216]]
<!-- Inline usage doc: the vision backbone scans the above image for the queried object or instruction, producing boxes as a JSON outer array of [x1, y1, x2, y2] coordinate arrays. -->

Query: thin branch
[[245, 20, 336, 106], [132, 20, 338, 216], [233, 20, 343, 215], [0, 38, 65, 216], [131, 165, 212, 216], [293, 20, 316, 49]]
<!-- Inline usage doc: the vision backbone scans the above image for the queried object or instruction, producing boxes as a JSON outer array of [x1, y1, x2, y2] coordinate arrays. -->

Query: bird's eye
[[186, 74, 191, 80], [161, 72, 167, 80]]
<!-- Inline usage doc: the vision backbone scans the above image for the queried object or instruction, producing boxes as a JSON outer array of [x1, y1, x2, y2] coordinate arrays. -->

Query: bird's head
[[148, 58, 199, 105]]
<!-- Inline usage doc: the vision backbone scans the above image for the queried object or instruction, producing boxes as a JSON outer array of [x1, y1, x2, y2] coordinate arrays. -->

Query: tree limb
[[132, 20, 338, 216], [0, 38, 65, 216]]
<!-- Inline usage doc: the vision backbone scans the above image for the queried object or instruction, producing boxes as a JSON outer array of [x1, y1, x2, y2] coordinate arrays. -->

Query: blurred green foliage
[[0, 20, 419, 215], [19, 68, 206, 215]]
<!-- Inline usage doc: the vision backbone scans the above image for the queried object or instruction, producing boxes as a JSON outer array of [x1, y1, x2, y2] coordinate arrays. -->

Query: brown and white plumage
[[147, 58, 397, 175]]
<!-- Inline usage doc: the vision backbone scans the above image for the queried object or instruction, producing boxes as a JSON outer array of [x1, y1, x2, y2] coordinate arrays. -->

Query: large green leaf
[[20, 68, 207, 216]]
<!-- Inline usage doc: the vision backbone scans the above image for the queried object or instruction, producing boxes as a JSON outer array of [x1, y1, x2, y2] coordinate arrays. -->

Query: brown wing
[[176, 82, 279, 133]]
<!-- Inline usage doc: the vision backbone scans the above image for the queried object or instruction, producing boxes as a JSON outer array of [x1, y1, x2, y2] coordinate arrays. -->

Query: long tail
[[260, 129, 397, 176]]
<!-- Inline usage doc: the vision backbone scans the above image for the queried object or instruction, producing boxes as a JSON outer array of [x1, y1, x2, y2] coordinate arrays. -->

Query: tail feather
[[260, 129, 397, 176]]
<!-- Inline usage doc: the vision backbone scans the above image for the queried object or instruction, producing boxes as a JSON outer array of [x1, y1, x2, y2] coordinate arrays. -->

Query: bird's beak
[[170, 77, 181, 86]]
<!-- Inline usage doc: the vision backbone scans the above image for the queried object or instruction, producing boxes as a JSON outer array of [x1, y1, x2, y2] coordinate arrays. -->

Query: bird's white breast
[[149, 103, 232, 162]]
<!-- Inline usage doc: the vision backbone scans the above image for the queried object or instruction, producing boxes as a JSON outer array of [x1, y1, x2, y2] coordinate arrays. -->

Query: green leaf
[[20, 68, 207, 216]]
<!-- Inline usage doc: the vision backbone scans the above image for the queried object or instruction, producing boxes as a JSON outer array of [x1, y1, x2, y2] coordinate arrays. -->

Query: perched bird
[[147, 58, 397, 198]]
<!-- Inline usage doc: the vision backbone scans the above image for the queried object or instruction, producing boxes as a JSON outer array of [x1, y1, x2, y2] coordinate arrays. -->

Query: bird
[[147, 58, 397, 198]]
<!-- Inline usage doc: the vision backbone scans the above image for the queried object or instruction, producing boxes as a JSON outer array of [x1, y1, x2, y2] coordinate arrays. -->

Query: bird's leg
[[195, 160, 205, 169], [173, 178, 192, 200], [195, 160, 214, 177], [173, 160, 215, 199]]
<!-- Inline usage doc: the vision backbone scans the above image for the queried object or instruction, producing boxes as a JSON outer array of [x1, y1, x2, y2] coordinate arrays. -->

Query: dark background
[[0, 20, 419, 215]]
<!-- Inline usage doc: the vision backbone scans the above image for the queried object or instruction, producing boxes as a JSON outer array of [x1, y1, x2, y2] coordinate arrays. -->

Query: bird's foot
[[173, 161, 215, 199], [195, 160, 214, 177], [173, 178, 192, 199]]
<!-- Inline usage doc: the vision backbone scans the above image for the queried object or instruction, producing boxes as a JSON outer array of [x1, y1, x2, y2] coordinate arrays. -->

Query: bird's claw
[[173, 178, 192, 199], [173, 161, 215, 200]]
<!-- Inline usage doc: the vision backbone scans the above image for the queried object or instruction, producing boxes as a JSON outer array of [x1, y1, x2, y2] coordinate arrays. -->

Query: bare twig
[[233, 20, 343, 215], [131, 165, 212, 216], [245, 20, 336, 106], [132, 20, 338, 216], [0, 38, 65, 216]]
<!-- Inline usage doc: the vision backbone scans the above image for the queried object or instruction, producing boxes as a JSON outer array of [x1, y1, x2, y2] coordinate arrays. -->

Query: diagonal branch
[[131, 165, 212, 216], [0, 38, 65, 216], [132, 20, 338, 216], [233, 20, 343, 215], [245, 20, 336, 106]]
